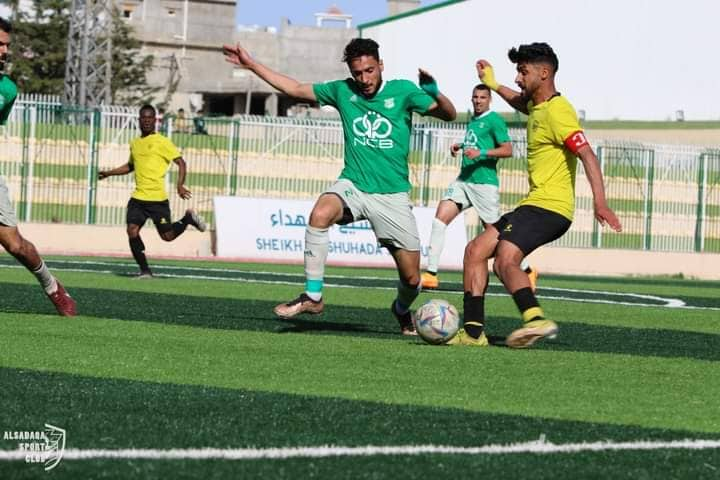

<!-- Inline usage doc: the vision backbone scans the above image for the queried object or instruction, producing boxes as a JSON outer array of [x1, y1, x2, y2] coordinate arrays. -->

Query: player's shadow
[[2, 282, 719, 361], [0, 282, 406, 339], [275, 316, 399, 335]]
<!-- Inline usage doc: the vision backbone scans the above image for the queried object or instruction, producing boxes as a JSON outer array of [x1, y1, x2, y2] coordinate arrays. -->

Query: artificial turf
[[0, 256, 718, 478]]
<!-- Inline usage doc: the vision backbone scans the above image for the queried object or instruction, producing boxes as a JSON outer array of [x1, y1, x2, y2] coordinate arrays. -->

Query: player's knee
[[4, 238, 23, 257], [402, 271, 420, 287], [308, 209, 336, 228], [464, 239, 486, 263], [159, 231, 174, 242]]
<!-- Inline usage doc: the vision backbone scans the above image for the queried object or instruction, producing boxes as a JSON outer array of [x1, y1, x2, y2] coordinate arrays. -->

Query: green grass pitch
[[0, 255, 719, 478]]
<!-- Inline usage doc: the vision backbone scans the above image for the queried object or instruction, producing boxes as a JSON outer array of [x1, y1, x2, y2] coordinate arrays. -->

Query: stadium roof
[[357, 0, 465, 33]]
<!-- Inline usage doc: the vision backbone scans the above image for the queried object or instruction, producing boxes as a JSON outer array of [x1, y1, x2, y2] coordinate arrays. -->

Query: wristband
[[480, 65, 499, 91], [420, 79, 440, 99], [479, 149, 488, 160]]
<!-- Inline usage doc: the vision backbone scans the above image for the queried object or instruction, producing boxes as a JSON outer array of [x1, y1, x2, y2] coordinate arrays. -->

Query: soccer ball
[[413, 299, 460, 345]]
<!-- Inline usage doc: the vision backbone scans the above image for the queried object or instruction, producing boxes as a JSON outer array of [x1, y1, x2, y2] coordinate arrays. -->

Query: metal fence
[[1, 98, 718, 253]]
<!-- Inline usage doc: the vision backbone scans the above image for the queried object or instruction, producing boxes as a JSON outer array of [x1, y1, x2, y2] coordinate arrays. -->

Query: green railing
[[1, 101, 719, 253]]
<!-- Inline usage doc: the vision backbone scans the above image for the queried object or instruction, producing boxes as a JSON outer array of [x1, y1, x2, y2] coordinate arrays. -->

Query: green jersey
[[0, 75, 18, 126], [457, 110, 510, 186], [313, 79, 434, 193]]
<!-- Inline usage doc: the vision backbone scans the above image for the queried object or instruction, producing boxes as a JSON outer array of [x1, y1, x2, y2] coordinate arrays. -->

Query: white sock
[[426, 218, 447, 274], [304, 225, 329, 301], [32, 261, 58, 294]]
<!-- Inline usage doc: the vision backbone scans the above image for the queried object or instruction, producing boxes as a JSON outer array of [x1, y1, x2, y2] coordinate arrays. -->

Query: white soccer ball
[[413, 299, 460, 345]]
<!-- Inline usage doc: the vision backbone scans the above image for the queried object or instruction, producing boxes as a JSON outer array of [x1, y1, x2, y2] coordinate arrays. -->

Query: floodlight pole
[[64, 0, 113, 107]]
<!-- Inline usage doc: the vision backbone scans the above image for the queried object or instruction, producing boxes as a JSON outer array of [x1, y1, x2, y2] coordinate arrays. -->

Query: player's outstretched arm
[[222, 43, 316, 102], [577, 145, 622, 232], [173, 157, 191, 200], [476, 60, 528, 114], [417, 69, 456, 121], [98, 163, 132, 180]]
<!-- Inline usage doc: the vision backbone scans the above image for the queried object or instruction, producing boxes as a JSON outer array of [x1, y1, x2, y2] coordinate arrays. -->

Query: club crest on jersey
[[384, 98, 395, 109], [464, 130, 478, 147], [350, 94, 358, 102], [352, 111, 394, 149]]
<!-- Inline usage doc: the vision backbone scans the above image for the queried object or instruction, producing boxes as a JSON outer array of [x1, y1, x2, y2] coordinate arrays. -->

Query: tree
[[9, 1, 159, 105], [109, 8, 160, 105], [10, 0, 69, 95]]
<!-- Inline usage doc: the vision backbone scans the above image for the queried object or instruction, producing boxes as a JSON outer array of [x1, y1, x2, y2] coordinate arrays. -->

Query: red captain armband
[[564, 130, 590, 154]]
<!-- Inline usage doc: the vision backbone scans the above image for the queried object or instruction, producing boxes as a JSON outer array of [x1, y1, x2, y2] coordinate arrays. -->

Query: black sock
[[180, 211, 192, 225], [463, 292, 485, 338], [129, 236, 150, 273], [511, 287, 539, 313], [512, 287, 544, 322]]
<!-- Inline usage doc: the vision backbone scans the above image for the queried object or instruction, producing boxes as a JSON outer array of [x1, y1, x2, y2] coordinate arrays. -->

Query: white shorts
[[0, 176, 18, 227], [324, 179, 420, 251], [442, 180, 500, 224]]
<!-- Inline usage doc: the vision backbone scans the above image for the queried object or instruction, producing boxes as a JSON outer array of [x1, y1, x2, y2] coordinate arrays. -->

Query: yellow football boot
[[446, 329, 489, 346], [506, 319, 558, 349]]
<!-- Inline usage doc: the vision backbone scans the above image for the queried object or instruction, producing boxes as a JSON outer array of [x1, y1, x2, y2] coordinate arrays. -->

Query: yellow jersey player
[[98, 104, 206, 277], [0, 16, 76, 315], [450, 42, 622, 348], [420, 84, 538, 292]]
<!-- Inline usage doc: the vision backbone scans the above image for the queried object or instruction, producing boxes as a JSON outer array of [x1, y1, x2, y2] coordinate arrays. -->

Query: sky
[[360, 0, 720, 120], [236, 0, 446, 29]]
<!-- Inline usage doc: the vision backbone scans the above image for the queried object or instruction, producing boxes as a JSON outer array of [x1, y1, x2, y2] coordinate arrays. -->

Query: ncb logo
[[352, 111, 394, 149]]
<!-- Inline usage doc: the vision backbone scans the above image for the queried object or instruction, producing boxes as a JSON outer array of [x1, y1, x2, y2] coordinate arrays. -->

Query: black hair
[[508, 42, 559, 72], [342, 38, 379, 64], [473, 84, 491, 93], [0, 17, 12, 34], [139, 104, 156, 115]]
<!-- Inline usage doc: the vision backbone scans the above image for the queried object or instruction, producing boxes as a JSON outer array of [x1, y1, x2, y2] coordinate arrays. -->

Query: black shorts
[[126, 198, 174, 233], [493, 205, 572, 256]]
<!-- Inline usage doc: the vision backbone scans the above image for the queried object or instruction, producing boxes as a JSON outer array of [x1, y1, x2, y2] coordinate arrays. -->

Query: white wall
[[362, 0, 719, 120]]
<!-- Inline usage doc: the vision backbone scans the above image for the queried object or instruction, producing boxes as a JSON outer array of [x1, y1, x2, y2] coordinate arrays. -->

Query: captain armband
[[563, 130, 590, 154]]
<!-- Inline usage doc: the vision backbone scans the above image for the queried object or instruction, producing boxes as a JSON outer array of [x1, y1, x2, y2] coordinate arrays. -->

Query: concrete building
[[120, 0, 422, 117]]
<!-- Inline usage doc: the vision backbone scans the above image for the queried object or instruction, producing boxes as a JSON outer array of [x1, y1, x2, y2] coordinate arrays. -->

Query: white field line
[[3, 260, 719, 311], [1, 439, 719, 461]]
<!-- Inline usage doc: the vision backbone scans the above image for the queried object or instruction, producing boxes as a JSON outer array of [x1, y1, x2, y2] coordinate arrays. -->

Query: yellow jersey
[[519, 95, 584, 221], [128, 133, 182, 201]]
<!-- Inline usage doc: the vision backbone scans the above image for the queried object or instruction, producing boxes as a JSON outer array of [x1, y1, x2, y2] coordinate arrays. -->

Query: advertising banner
[[214, 197, 467, 269]]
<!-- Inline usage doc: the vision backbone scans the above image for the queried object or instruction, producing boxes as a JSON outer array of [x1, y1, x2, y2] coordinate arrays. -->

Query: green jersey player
[[421, 84, 538, 292], [223, 38, 456, 334], [0, 17, 76, 316]]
